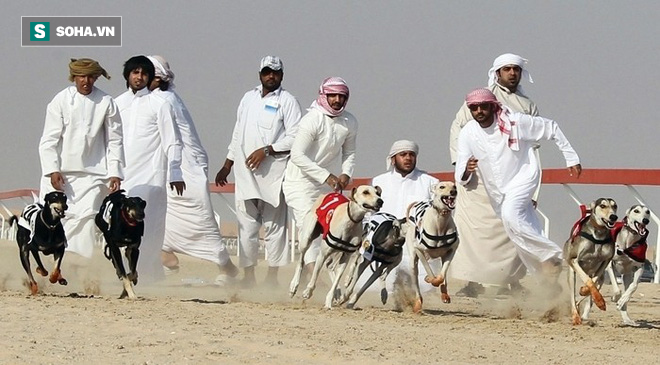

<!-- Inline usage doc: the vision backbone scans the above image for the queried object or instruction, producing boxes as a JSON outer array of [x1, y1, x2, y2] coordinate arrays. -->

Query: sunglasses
[[467, 103, 492, 111]]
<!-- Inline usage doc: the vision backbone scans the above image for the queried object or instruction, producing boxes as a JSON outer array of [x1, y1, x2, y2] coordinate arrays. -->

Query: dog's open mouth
[[635, 221, 648, 236], [603, 219, 615, 229], [441, 196, 456, 209], [362, 203, 381, 212], [54, 207, 65, 218]]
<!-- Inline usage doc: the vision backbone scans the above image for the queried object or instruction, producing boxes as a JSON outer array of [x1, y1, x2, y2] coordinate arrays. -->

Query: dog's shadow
[[181, 298, 228, 305], [422, 308, 486, 318], [619, 319, 660, 329]]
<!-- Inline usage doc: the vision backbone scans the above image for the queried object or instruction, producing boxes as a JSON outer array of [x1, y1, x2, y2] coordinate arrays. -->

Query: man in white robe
[[215, 56, 301, 287], [454, 88, 581, 286], [449, 53, 539, 297], [146, 55, 239, 284], [368, 140, 438, 293], [39, 58, 124, 261], [282, 77, 357, 267], [115, 55, 185, 284]]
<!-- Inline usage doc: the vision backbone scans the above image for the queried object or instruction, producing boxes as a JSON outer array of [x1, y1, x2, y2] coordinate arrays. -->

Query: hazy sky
[[2, 1, 659, 243]]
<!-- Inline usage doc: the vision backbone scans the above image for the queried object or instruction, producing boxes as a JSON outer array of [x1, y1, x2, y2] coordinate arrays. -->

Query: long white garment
[[454, 113, 580, 273], [282, 108, 357, 264], [368, 168, 439, 293], [115, 87, 183, 283], [152, 89, 229, 266], [448, 83, 538, 285], [227, 86, 301, 267], [38, 86, 124, 258]]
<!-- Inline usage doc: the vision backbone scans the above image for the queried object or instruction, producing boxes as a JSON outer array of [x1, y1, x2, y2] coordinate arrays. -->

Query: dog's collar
[[121, 209, 138, 227], [39, 210, 58, 230], [346, 200, 362, 224], [579, 231, 613, 245]]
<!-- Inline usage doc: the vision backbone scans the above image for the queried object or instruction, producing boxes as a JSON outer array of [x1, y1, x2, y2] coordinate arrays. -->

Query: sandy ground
[[1, 239, 659, 365]]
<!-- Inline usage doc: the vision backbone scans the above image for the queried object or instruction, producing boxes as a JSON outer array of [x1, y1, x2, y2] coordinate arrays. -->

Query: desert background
[[1, 236, 659, 365]]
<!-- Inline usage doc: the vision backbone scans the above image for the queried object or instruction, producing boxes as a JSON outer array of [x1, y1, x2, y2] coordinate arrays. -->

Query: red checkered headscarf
[[465, 88, 519, 151], [311, 77, 350, 117]]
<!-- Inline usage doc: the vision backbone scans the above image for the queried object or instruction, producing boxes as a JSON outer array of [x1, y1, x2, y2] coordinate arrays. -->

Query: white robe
[[115, 87, 183, 283], [153, 89, 229, 266], [448, 83, 538, 285], [454, 113, 579, 273], [282, 108, 357, 264], [38, 86, 124, 258]]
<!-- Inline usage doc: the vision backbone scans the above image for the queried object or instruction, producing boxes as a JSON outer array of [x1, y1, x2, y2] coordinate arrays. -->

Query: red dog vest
[[316, 192, 349, 239], [611, 221, 648, 263]]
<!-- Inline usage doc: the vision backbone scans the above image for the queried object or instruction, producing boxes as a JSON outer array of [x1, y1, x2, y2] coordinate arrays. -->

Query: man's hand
[[215, 159, 234, 186], [325, 174, 342, 191], [245, 146, 271, 171], [50, 172, 65, 191], [170, 181, 186, 196], [108, 176, 121, 193], [461, 156, 478, 181], [568, 164, 582, 178], [337, 174, 350, 190]]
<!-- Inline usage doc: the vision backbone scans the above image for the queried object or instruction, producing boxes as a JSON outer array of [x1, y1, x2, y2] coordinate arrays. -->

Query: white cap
[[260, 56, 283, 72]]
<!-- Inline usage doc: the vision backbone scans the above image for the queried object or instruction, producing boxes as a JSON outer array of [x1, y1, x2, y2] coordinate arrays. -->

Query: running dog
[[404, 181, 458, 313], [10, 191, 68, 295], [605, 204, 651, 326], [95, 190, 146, 299], [289, 185, 383, 309], [563, 198, 618, 325], [343, 212, 406, 309]]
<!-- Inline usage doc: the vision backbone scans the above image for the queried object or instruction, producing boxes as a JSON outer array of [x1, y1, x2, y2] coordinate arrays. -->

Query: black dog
[[9, 191, 68, 295], [95, 189, 146, 299]]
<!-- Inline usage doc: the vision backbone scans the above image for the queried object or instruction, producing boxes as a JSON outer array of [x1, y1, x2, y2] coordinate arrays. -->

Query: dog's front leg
[[569, 258, 606, 311], [566, 265, 582, 325], [302, 248, 329, 300], [19, 247, 39, 295], [49, 249, 67, 285], [410, 252, 423, 313], [326, 253, 351, 309], [343, 254, 366, 306], [617, 269, 643, 325], [345, 259, 372, 309], [438, 251, 455, 304], [31, 249, 48, 277], [126, 246, 139, 285], [605, 263, 622, 302]]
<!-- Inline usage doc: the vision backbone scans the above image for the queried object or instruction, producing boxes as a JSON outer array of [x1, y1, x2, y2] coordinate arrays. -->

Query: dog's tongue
[[636, 222, 648, 236]]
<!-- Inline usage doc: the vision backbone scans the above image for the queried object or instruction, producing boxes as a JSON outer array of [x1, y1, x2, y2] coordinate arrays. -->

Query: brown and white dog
[[404, 181, 458, 313], [605, 204, 651, 326], [563, 198, 618, 325], [289, 185, 383, 309]]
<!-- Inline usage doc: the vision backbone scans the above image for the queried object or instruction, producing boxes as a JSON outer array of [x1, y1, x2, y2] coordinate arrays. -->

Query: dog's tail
[[8, 215, 18, 227]]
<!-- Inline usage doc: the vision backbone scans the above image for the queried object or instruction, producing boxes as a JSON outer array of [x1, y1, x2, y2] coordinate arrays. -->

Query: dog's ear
[[374, 185, 382, 196], [626, 206, 633, 217], [140, 199, 147, 209], [351, 187, 357, 200]]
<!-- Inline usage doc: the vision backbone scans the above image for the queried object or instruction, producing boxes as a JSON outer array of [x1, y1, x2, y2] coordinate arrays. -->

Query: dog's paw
[[441, 293, 451, 304], [346, 302, 355, 310], [36, 267, 48, 277], [29, 281, 39, 296], [579, 285, 590, 296], [302, 288, 313, 299], [380, 288, 388, 304], [58, 278, 67, 286], [128, 272, 138, 285]]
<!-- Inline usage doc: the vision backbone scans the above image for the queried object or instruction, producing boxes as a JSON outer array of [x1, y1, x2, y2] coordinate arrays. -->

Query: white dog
[[563, 198, 618, 325], [404, 181, 458, 313], [605, 204, 651, 326], [289, 185, 383, 309]]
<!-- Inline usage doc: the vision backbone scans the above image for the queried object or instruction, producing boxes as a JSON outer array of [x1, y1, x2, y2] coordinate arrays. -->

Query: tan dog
[[404, 181, 458, 313], [289, 185, 383, 309], [563, 198, 618, 325], [605, 204, 651, 326]]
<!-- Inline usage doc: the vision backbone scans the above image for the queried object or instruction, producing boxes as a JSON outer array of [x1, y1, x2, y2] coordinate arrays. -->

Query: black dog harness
[[96, 190, 144, 261], [408, 201, 457, 249], [362, 212, 403, 264]]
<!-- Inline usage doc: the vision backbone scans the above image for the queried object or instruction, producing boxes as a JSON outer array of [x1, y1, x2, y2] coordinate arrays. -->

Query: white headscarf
[[386, 140, 419, 170], [147, 55, 175, 88], [487, 53, 533, 93]]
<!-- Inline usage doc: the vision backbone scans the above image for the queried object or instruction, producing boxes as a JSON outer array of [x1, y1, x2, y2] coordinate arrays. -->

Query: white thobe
[[455, 113, 580, 273], [227, 86, 301, 267], [153, 89, 229, 266], [448, 83, 538, 285], [115, 87, 183, 283], [282, 108, 357, 264], [38, 86, 124, 258]]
